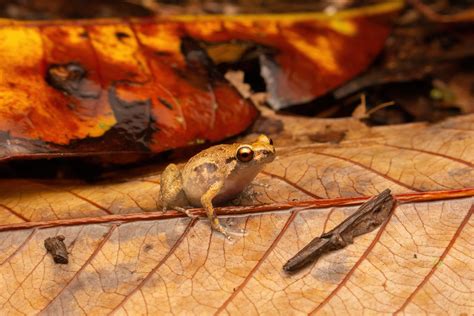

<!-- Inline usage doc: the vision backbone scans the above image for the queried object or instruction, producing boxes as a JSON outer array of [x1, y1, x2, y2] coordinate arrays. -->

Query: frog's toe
[[218, 224, 247, 239], [237, 228, 247, 235], [217, 228, 233, 241], [228, 227, 248, 237], [211, 223, 233, 241], [184, 209, 199, 218]]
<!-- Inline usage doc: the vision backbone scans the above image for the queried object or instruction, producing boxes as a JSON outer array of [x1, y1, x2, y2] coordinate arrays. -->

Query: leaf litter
[[0, 0, 472, 314]]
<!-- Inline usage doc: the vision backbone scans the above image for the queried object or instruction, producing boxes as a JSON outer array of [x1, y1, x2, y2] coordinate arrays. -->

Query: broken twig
[[283, 189, 395, 272]]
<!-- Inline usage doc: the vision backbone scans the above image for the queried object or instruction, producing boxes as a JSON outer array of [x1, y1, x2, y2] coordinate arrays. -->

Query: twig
[[283, 189, 395, 272]]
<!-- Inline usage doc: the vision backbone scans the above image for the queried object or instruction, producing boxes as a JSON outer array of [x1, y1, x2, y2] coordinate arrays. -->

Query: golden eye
[[237, 146, 254, 162]]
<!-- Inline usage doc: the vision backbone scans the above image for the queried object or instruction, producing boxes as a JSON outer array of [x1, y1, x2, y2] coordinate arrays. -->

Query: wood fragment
[[44, 235, 69, 264], [283, 189, 395, 273], [409, 0, 474, 24]]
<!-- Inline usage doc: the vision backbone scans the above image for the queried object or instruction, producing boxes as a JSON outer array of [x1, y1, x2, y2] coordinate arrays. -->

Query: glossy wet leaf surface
[[0, 113, 472, 314], [0, 2, 401, 161]]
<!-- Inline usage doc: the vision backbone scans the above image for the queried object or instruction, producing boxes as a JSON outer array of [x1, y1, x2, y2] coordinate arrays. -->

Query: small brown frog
[[160, 134, 275, 239]]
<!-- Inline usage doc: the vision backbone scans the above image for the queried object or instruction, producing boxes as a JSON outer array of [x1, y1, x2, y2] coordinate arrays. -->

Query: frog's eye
[[268, 137, 273, 145], [237, 146, 254, 162]]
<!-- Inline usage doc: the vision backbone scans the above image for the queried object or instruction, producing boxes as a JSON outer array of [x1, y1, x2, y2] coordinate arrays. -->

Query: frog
[[160, 134, 275, 239]]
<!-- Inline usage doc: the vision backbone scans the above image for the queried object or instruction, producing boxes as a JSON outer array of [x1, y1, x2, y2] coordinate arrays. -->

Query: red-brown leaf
[[0, 2, 401, 160]]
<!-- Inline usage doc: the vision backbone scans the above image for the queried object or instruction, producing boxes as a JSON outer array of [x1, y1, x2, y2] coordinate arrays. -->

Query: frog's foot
[[223, 218, 248, 236], [211, 219, 248, 240], [227, 227, 247, 237], [174, 206, 199, 218], [184, 209, 199, 218], [211, 221, 233, 241]]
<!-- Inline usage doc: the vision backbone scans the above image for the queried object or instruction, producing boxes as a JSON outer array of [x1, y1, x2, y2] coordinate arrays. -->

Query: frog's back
[[181, 144, 239, 205]]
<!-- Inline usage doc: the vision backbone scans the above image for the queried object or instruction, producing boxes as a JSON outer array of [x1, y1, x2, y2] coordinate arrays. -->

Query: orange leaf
[[0, 1, 402, 160]]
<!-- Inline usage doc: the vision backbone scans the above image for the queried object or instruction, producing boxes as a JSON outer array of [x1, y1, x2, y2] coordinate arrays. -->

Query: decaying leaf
[[0, 19, 258, 161], [333, 8, 474, 108], [0, 111, 472, 314], [190, 1, 401, 109], [0, 2, 401, 161], [0, 190, 471, 314]]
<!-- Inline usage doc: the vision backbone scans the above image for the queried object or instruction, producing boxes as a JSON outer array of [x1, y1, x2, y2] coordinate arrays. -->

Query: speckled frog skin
[[160, 134, 275, 239]]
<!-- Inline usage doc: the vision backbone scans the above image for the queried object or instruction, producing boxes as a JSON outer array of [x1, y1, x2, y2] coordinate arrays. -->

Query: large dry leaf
[[0, 113, 473, 314], [0, 192, 472, 314], [1, 114, 472, 224]]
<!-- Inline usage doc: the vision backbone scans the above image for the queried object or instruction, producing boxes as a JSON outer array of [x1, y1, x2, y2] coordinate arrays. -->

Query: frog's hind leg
[[160, 163, 188, 212]]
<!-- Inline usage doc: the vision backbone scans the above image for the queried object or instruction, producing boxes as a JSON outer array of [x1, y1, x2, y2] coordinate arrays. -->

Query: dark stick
[[283, 189, 395, 273]]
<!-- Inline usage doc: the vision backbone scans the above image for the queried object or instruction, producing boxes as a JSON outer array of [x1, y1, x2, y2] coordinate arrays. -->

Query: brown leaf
[[0, 193, 471, 314], [0, 114, 472, 314], [0, 114, 473, 222], [200, 1, 400, 110]]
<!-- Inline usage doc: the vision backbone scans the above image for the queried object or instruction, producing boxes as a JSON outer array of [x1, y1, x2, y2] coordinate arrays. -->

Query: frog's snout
[[260, 148, 276, 162]]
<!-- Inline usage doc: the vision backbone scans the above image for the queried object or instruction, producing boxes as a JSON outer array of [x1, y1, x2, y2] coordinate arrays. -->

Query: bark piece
[[44, 235, 69, 264], [283, 189, 395, 272]]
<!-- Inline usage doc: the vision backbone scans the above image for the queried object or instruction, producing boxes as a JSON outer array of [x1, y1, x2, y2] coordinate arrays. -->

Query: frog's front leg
[[200, 181, 231, 240]]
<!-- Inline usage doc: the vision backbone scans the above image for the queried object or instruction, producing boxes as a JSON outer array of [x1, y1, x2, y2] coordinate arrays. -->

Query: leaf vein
[[109, 218, 197, 315], [315, 152, 422, 192], [68, 191, 114, 215], [39, 224, 118, 313], [393, 203, 473, 314], [309, 202, 398, 314], [214, 211, 298, 315], [261, 171, 323, 199], [382, 143, 474, 168], [0, 203, 29, 222], [0, 229, 37, 266]]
